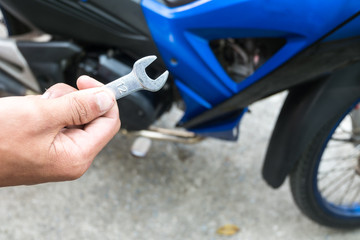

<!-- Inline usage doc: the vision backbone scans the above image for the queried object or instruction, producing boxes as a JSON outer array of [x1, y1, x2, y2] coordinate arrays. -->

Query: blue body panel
[[141, 0, 360, 138], [323, 14, 360, 41]]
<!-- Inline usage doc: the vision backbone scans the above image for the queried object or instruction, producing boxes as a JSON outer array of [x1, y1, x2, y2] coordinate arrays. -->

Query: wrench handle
[[103, 72, 142, 100]]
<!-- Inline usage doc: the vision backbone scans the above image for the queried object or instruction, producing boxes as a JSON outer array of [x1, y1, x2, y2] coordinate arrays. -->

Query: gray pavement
[[1, 92, 360, 240]]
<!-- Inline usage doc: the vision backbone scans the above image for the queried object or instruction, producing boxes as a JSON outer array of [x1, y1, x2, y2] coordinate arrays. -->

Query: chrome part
[[0, 39, 40, 92], [104, 55, 169, 99], [122, 127, 204, 144], [133, 55, 169, 92], [130, 137, 152, 158]]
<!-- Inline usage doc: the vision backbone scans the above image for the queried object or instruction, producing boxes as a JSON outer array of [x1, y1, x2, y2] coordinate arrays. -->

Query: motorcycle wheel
[[290, 100, 360, 228]]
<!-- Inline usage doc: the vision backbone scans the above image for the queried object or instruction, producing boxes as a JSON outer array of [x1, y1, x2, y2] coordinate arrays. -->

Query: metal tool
[[103, 55, 169, 99]]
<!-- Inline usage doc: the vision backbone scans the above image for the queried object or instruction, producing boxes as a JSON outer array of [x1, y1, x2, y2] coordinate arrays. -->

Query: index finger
[[77, 76, 104, 90]]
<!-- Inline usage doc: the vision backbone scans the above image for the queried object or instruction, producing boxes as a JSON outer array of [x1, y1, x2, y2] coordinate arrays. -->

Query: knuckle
[[69, 96, 89, 125], [52, 83, 68, 89]]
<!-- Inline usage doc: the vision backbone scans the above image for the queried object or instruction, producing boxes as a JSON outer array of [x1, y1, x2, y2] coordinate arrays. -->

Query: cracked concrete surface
[[1, 92, 360, 240]]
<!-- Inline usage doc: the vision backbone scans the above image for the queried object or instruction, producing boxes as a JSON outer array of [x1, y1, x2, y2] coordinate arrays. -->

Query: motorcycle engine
[[210, 38, 286, 83], [77, 52, 172, 131]]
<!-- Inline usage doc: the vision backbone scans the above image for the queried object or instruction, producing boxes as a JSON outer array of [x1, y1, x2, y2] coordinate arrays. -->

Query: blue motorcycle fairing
[[323, 14, 360, 42], [142, 0, 360, 139]]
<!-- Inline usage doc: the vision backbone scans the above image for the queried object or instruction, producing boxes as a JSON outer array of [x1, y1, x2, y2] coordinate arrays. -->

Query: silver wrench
[[103, 55, 169, 100]]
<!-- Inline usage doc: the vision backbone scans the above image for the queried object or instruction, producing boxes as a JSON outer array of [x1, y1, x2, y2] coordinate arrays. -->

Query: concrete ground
[[1, 92, 360, 240]]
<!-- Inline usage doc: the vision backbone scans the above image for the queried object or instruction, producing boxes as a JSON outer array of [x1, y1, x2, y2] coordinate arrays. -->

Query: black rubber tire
[[290, 102, 360, 228]]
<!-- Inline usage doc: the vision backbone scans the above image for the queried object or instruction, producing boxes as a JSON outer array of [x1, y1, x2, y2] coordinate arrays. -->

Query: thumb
[[48, 87, 116, 127]]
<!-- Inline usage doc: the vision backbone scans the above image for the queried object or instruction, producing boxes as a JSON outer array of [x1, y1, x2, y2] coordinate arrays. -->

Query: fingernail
[[96, 91, 114, 114], [41, 90, 51, 99]]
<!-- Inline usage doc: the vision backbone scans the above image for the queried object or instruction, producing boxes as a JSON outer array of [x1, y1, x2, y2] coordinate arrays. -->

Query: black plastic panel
[[117, 92, 157, 131], [163, 0, 197, 7], [0, 6, 30, 36], [0, 0, 161, 59], [17, 41, 82, 91]]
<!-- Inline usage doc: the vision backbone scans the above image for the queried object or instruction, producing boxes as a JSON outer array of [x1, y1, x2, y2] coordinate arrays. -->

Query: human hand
[[0, 76, 120, 187]]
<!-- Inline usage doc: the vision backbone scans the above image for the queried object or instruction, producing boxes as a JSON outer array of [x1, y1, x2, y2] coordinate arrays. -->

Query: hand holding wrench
[[103, 55, 169, 99]]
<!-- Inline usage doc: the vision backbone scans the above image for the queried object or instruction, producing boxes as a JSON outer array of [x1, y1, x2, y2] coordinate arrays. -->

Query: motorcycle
[[0, 0, 360, 228]]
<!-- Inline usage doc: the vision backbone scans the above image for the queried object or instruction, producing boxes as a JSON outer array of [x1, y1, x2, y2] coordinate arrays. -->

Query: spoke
[[320, 171, 354, 199], [339, 173, 356, 205], [319, 169, 351, 193], [318, 166, 354, 181], [317, 112, 360, 207]]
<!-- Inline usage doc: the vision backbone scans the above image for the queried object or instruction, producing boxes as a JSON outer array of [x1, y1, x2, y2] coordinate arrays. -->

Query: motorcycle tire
[[290, 99, 360, 228]]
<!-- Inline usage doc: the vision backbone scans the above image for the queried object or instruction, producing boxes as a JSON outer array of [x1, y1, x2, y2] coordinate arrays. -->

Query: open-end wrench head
[[133, 55, 169, 92], [134, 55, 157, 69]]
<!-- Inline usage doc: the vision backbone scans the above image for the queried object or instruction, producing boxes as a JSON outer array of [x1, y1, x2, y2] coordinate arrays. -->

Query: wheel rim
[[314, 102, 360, 218]]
